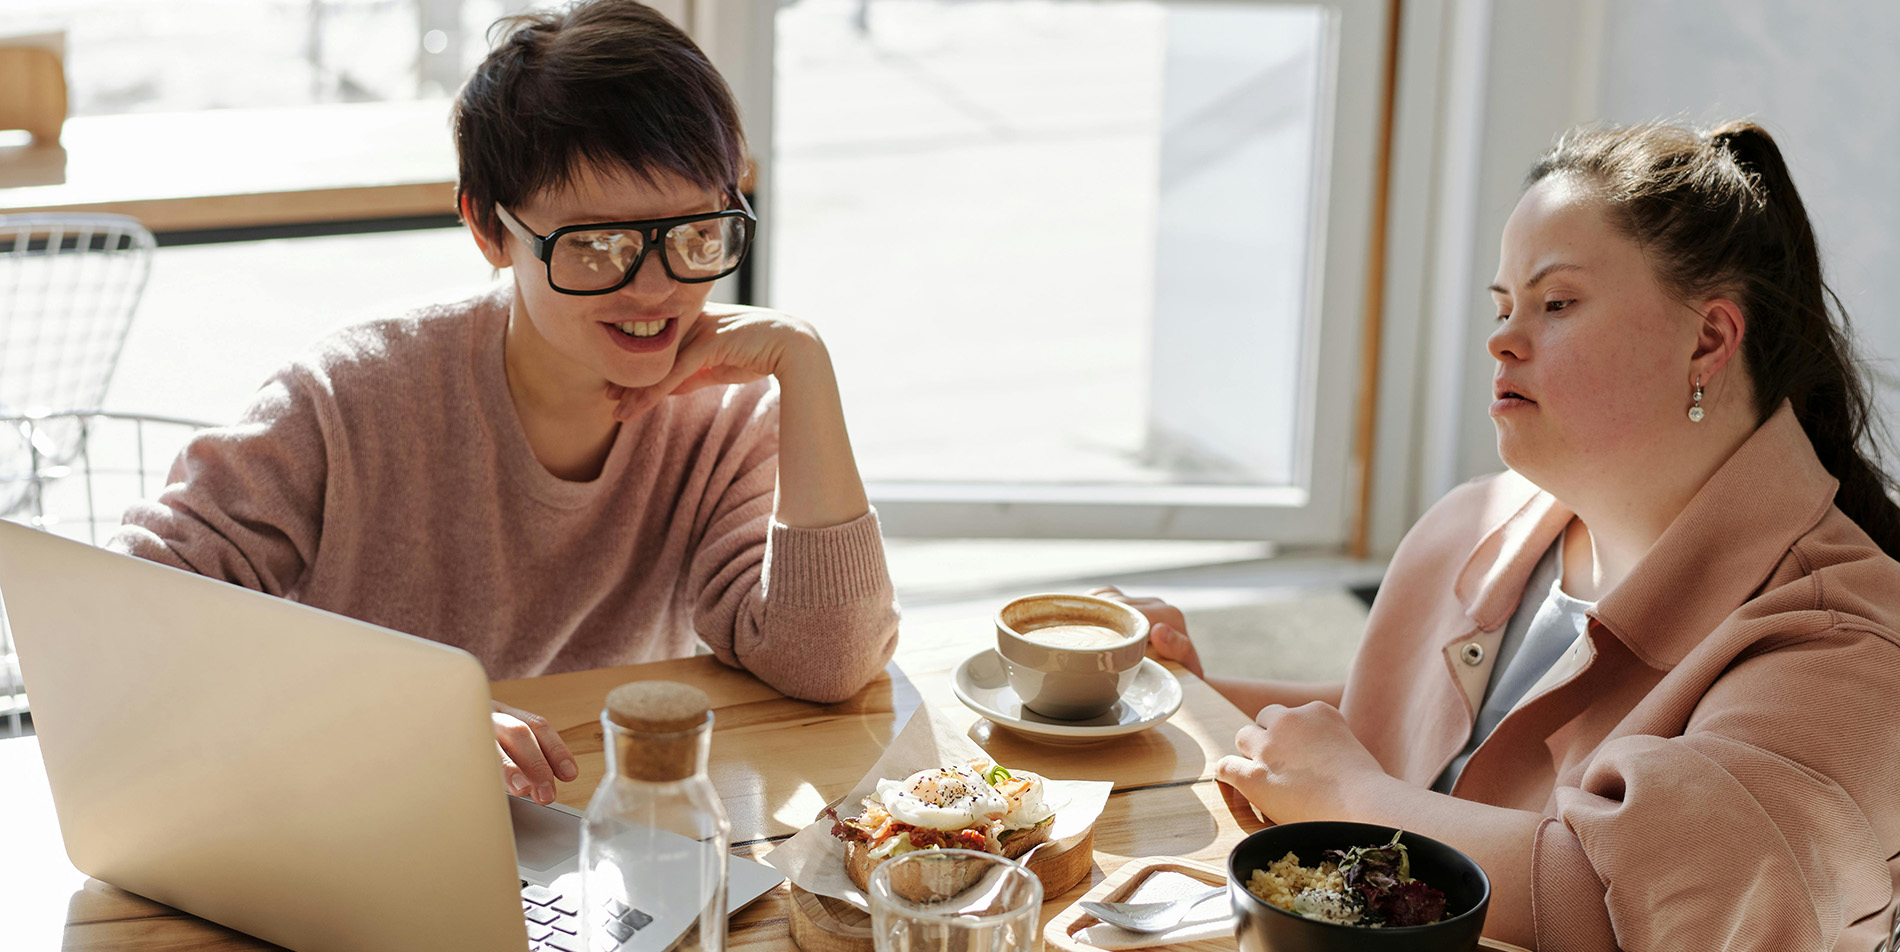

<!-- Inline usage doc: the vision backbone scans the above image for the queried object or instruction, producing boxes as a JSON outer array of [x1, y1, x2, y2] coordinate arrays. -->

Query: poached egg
[[876, 764, 1008, 831]]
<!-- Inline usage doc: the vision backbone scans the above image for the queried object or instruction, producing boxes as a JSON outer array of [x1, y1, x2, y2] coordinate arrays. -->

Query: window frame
[[703, 0, 1389, 543]]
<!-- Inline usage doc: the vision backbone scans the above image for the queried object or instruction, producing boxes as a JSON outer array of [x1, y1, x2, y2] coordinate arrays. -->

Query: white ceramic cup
[[995, 592, 1150, 720]]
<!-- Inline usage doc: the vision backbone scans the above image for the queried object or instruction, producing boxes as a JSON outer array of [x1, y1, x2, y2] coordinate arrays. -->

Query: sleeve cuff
[[765, 507, 893, 608], [1531, 816, 1618, 952]]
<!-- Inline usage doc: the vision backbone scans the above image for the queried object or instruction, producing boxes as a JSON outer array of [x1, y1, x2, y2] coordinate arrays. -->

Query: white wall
[[1369, 0, 1900, 554], [1368, 0, 1600, 552], [1594, 0, 1900, 429]]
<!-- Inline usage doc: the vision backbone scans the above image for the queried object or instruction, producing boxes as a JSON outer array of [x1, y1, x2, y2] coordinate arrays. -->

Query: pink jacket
[[1341, 403, 1900, 951]]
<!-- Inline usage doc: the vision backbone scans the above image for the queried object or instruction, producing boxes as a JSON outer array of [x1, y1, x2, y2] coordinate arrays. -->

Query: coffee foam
[[1021, 623, 1126, 650]]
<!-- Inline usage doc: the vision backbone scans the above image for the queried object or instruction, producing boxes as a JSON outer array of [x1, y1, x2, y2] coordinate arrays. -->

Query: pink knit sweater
[[110, 288, 900, 702]]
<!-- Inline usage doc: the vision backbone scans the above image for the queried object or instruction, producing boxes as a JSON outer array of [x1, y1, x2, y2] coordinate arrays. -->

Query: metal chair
[[1, 214, 167, 739], [0, 409, 212, 738], [0, 213, 158, 514]]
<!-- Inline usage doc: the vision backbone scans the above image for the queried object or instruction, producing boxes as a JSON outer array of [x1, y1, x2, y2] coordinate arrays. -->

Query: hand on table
[[492, 700, 578, 805], [1216, 701, 1395, 824], [604, 304, 821, 421], [1088, 585, 1204, 680]]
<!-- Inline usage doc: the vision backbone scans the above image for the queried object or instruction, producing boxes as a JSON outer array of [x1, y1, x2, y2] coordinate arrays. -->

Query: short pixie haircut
[[453, 0, 748, 246]]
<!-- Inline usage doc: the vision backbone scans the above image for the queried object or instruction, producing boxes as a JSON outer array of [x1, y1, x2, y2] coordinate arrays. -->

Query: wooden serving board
[[1045, 856, 1228, 952], [790, 826, 1096, 952]]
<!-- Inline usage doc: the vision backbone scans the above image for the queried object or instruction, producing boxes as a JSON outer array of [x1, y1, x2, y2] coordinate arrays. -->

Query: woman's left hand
[[605, 304, 820, 420], [1215, 701, 1395, 824]]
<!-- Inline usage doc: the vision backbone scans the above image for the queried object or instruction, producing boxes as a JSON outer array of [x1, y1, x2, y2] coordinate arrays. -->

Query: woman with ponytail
[[1100, 121, 1900, 949]]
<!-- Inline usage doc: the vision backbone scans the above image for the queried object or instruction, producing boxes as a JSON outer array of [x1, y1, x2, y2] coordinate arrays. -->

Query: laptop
[[0, 520, 783, 952]]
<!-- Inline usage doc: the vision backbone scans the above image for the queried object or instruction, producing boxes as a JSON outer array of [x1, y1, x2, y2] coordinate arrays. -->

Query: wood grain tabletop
[[0, 605, 1529, 951]]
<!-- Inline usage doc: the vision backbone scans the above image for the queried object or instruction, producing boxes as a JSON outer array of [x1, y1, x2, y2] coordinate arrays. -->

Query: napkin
[[764, 701, 1113, 910], [1072, 870, 1238, 950]]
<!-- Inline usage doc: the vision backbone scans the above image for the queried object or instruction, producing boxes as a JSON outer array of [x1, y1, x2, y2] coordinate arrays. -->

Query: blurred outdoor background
[[6, 0, 1900, 694]]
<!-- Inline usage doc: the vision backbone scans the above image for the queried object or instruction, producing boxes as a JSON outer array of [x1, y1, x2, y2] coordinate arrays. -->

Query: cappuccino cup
[[995, 593, 1149, 720]]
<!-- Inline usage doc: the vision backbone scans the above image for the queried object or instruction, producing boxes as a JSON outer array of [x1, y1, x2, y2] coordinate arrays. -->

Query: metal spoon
[[1079, 885, 1227, 933]]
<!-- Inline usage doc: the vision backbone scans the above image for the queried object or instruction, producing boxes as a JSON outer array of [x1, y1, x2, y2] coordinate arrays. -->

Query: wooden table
[[497, 657, 1274, 952], [0, 610, 1528, 950], [0, 100, 458, 241]]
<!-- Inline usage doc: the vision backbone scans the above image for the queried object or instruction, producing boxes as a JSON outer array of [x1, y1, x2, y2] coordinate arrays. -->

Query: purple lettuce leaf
[[1366, 879, 1447, 927], [1324, 830, 1447, 926]]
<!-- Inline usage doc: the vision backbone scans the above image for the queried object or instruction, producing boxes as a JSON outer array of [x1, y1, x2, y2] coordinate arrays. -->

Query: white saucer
[[952, 649, 1183, 745]]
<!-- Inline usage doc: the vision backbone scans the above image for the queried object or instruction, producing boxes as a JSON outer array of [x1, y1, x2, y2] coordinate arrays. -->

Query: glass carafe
[[580, 681, 731, 952]]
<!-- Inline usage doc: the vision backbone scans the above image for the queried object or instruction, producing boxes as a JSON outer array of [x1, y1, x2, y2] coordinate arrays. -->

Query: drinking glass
[[867, 849, 1042, 952]]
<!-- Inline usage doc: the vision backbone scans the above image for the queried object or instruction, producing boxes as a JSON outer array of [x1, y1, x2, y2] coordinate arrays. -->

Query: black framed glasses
[[493, 192, 756, 295]]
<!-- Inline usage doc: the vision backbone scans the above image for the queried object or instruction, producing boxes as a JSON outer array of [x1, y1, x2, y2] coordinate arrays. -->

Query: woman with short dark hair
[[1104, 121, 1900, 949], [113, 0, 899, 806]]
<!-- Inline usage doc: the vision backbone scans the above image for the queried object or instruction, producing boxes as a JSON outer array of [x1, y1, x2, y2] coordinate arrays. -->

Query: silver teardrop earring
[[1688, 377, 1705, 423]]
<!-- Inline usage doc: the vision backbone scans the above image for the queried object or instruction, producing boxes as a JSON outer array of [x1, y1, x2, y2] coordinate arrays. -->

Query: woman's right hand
[[492, 699, 578, 805], [1089, 585, 1204, 680]]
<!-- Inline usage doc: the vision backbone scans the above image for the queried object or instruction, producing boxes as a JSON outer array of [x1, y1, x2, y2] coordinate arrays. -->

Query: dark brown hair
[[452, 0, 748, 246], [1528, 121, 1900, 557]]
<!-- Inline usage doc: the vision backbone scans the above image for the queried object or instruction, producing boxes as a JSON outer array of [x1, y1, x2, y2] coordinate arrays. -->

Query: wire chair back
[[0, 410, 211, 738], [0, 213, 157, 513]]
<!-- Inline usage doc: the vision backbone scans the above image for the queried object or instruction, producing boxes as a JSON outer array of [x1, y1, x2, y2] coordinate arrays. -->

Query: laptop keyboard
[[521, 880, 654, 952]]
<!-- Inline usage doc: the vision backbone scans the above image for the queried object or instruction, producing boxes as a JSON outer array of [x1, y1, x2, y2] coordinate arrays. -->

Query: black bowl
[[1227, 821, 1490, 952]]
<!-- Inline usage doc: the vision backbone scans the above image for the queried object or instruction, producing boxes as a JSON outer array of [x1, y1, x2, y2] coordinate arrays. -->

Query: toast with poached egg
[[827, 757, 1058, 899]]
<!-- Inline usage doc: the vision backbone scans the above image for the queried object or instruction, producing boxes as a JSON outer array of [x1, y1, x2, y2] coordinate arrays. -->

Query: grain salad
[[1242, 831, 1448, 928]]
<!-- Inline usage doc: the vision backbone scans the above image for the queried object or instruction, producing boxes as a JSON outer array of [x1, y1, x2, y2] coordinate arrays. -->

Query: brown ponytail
[[1528, 121, 1900, 557]]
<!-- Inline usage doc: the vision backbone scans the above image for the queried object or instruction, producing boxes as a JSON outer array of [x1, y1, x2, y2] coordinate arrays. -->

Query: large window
[[3, 0, 1390, 546], [1, 0, 527, 115], [764, 0, 1387, 541]]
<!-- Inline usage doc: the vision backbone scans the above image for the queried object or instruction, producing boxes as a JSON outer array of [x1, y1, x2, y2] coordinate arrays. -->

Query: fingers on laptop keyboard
[[492, 703, 578, 802], [497, 746, 552, 802]]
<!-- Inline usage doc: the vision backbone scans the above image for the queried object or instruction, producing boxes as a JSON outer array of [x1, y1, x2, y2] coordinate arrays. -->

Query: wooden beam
[[1348, 0, 1405, 559]]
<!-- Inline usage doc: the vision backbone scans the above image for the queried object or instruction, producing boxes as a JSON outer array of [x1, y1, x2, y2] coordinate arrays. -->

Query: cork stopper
[[604, 681, 712, 782], [606, 681, 712, 732]]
